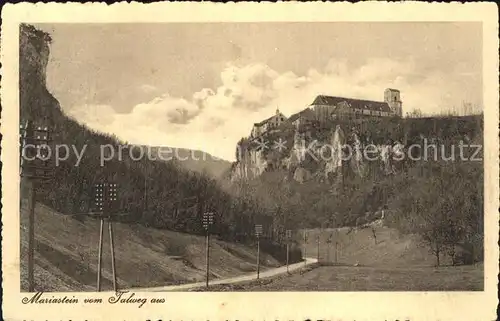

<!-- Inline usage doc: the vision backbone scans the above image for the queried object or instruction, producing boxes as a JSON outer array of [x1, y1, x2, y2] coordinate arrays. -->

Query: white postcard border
[[1, 2, 498, 320]]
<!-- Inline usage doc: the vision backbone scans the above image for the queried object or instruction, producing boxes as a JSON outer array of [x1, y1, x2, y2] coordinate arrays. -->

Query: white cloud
[[131, 93, 201, 125], [68, 58, 481, 161]]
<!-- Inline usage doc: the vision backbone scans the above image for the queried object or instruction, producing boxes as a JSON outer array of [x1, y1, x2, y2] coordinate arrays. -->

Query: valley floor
[[241, 264, 483, 291], [196, 225, 484, 291], [194, 262, 483, 291]]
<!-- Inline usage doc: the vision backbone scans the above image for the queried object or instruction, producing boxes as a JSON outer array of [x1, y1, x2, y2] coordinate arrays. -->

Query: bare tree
[[406, 108, 424, 118]]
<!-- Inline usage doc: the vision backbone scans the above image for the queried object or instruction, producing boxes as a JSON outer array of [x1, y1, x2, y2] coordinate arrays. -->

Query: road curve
[[122, 257, 318, 292]]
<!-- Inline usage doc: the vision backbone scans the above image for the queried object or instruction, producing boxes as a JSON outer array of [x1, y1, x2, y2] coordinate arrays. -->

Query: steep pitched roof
[[288, 112, 301, 123], [311, 95, 392, 113], [254, 113, 286, 127], [288, 108, 314, 122]]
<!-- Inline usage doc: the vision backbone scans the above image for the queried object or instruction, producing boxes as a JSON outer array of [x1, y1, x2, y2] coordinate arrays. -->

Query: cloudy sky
[[37, 22, 482, 161]]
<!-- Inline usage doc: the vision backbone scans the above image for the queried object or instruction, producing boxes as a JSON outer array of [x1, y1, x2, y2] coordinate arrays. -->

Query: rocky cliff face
[[231, 148, 268, 181], [229, 121, 405, 187], [228, 111, 481, 188], [20, 24, 50, 86], [20, 24, 63, 126]]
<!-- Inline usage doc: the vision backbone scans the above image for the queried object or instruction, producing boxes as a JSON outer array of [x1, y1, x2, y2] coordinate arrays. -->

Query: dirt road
[[126, 257, 318, 292]]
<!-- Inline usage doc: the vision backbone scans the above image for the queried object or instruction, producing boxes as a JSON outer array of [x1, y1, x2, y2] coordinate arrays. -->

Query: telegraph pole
[[303, 229, 308, 266], [326, 233, 333, 263], [316, 235, 320, 262], [202, 211, 214, 288], [335, 240, 339, 264], [20, 121, 53, 292], [95, 182, 118, 292], [27, 178, 36, 292], [108, 219, 117, 289], [143, 171, 147, 221], [285, 230, 291, 273], [108, 183, 118, 291], [95, 183, 104, 292], [255, 224, 263, 279]]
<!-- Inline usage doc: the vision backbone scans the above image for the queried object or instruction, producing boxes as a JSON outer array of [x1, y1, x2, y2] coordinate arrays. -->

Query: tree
[[406, 109, 424, 118]]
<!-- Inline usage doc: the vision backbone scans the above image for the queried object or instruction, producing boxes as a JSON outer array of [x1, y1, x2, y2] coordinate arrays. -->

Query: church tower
[[384, 88, 402, 117], [275, 106, 283, 126]]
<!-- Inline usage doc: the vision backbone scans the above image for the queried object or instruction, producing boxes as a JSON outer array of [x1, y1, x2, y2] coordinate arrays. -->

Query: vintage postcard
[[1, 2, 498, 321]]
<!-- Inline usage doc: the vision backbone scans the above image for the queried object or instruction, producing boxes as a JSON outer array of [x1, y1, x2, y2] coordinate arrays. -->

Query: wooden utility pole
[[303, 230, 308, 266], [205, 231, 210, 286], [27, 179, 36, 292], [143, 174, 147, 220], [285, 229, 291, 273], [316, 235, 320, 262], [326, 241, 330, 263], [108, 217, 117, 290], [143, 160, 149, 222], [255, 224, 263, 279], [97, 215, 104, 292], [257, 238, 261, 279], [95, 182, 118, 292], [335, 240, 339, 264], [326, 233, 333, 264], [202, 211, 214, 287], [20, 121, 53, 292]]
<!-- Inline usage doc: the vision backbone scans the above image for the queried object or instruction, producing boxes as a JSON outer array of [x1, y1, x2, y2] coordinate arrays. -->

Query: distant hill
[[144, 146, 231, 179]]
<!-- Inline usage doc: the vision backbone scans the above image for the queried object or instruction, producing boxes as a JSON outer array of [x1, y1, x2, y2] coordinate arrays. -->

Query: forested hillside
[[20, 24, 300, 261]]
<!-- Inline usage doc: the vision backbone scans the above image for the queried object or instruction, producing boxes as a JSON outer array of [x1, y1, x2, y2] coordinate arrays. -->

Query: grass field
[[201, 264, 483, 291], [198, 224, 484, 292], [249, 264, 484, 291]]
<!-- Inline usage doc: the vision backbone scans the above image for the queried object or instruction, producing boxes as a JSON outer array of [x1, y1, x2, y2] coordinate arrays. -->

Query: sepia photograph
[[1, 2, 498, 321], [17, 20, 486, 292]]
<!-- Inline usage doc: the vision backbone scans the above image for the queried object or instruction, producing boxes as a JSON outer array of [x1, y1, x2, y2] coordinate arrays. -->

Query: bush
[[259, 239, 302, 265], [452, 243, 475, 265]]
